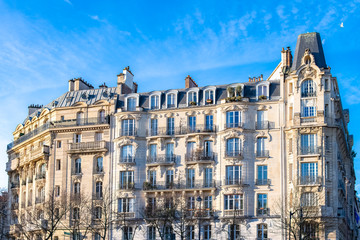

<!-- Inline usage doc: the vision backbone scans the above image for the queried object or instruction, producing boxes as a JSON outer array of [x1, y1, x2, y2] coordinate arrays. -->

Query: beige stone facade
[[6, 32, 358, 240]]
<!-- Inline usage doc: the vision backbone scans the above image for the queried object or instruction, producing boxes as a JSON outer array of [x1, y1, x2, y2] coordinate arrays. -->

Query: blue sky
[[1, 0, 360, 190]]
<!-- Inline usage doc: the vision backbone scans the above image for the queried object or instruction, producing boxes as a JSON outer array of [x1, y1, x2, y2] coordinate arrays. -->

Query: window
[[74, 158, 81, 174], [73, 207, 80, 220], [120, 171, 134, 189], [188, 91, 197, 105], [167, 93, 176, 108], [204, 196, 212, 215], [203, 225, 211, 240], [164, 226, 173, 240], [188, 116, 196, 132], [205, 115, 213, 131], [149, 144, 157, 162], [57, 141, 61, 148], [204, 90, 214, 104], [257, 194, 268, 215], [148, 226, 156, 240], [99, 110, 105, 122], [226, 138, 240, 156], [224, 195, 243, 210], [123, 226, 133, 240], [300, 162, 318, 184], [257, 84, 268, 100], [150, 95, 160, 109], [94, 233, 101, 240], [121, 145, 134, 162], [96, 157, 103, 173], [148, 170, 156, 186], [302, 222, 319, 239], [256, 110, 267, 129], [94, 207, 102, 219], [127, 97, 136, 111], [76, 112, 84, 125], [289, 138, 293, 153], [187, 142, 196, 156], [325, 79, 330, 91], [226, 166, 242, 185], [166, 143, 174, 161], [301, 134, 317, 154], [301, 192, 317, 207], [118, 198, 134, 212], [166, 170, 174, 188], [56, 159, 61, 171], [95, 132, 102, 141], [204, 141, 213, 158], [122, 119, 135, 136], [186, 169, 195, 188], [289, 82, 293, 94], [167, 118, 175, 135], [226, 111, 241, 128], [95, 181, 103, 198], [61, 115, 65, 121], [150, 119, 158, 136], [257, 165, 268, 185], [301, 80, 316, 97], [257, 224, 268, 240], [256, 137, 267, 157], [289, 105, 293, 120], [228, 224, 240, 240], [55, 186, 60, 197], [74, 182, 81, 194], [186, 225, 195, 240], [147, 197, 156, 213], [74, 133, 81, 143], [204, 168, 213, 187]]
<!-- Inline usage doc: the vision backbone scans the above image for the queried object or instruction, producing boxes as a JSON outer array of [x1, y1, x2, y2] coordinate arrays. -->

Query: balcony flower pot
[[235, 96, 242, 101], [206, 99, 213, 104], [190, 101, 196, 106], [258, 95, 267, 100]]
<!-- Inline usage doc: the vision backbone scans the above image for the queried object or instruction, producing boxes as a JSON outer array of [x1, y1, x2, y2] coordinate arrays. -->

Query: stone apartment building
[[5, 32, 358, 240]]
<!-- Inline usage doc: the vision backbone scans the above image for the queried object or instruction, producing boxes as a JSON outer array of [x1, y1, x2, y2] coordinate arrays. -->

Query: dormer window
[[150, 95, 160, 110], [167, 93, 176, 108], [127, 97, 136, 111], [204, 89, 215, 105], [256, 83, 269, 100], [188, 91, 197, 106]]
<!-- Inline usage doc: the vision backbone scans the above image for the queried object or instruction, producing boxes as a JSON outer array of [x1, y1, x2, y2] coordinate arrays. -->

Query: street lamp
[[196, 196, 202, 240], [289, 207, 303, 240]]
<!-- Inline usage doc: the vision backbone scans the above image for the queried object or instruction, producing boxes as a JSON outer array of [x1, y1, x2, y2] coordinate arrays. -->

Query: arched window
[[257, 224, 268, 239], [96, 181, 103, 198], [127, 97, 136, 111], [204, 89, 214, 105], [301, 80, 317, 117], [74, 182, 81, 194], [94, 207, 102, 219], [75, 158, 81, 174], [96, 157, 103, 173], [150, 95, 160, 110], [226, 138, 241, 156], [301, 80, 316, 98], [98, 110, 105, 123], [167, 93, 176, 108], [76, 112, 84, 125]]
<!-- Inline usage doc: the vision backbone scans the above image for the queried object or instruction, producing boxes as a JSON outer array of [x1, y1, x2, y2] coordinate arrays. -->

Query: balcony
[[119, 129, 137, 137], [143, 180, 217, 191], [119, 156, 136, 164], [301, 117, 317, 123], [225, 150, 243, 159], [68, 141, 107, 154], [256, 179, 271, 186], [35, 173, 46, 180], [256, 121, 274, 130], [35, 197, 45, 204], [119, 182, 135, 190], [185, 152, 215, 164], [256, 150, 270, 158], [182, 125, 217, 134], [300, 146, 321, 155], [298, 176, 322, 186], [224, 179, 247, 186], [185, 209, 215, 218], [223, 209, 244, 217], [117, 212, 135, 218], [256, 208, 270, 216], [51, 117, 108, 128], [7, 123, 50, 150], [224, 123, 243, 129], [146, 154, 176, 165], [146, 127, 179, 137]]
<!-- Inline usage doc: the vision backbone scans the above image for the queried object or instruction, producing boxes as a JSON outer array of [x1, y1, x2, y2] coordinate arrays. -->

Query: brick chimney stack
[[281, 46, 292, 68], [185, 75, 198, 88]]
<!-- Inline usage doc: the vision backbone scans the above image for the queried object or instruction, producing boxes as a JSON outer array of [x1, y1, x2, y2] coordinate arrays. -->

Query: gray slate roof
[[291, 32, 327, 71]]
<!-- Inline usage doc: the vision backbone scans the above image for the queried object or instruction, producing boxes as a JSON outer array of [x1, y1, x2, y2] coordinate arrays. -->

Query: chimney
[[185, 75, 198, 88], [116, 66, 137, 94], [28, 104, 43, 115], [281, 46, 292, 68], [68, 78, 94, 91]]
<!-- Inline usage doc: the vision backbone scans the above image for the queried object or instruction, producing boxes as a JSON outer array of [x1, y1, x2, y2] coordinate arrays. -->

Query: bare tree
[[273, 184, 325, 240], [0, 191, 9, 240], [15, 189, 70, 240]]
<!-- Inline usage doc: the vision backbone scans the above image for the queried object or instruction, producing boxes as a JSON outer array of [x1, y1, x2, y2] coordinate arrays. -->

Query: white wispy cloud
[[64, 0, 72, 5], [89, 15, 106, 23]]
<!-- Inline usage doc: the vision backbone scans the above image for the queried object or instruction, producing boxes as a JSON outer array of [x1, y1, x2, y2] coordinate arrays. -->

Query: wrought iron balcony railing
[[224, 122, 244, 129], [143, 180, 217, 191], [256, 208, 270, 216], [256, 150, 270, 158], [300, 146, 321, 155], [255, 179, 271, 185], [224, 178, 246, 186], [225, 150, 243, 158], [119, 156, 135, 164], [146, 154, 176, 164], [119, 182, 135, 190], [298, 176, 322, 185], [185, 152, 215, 163]]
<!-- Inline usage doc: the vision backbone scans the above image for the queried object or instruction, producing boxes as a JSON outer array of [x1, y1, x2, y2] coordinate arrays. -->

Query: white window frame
[[166, 90, 178, 108], [149, 92, 161, 110], [256, 82, 270, 100], [186, 88, 199, 106], [124, 94, 140, 111], [203, 87, 216, 105]]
